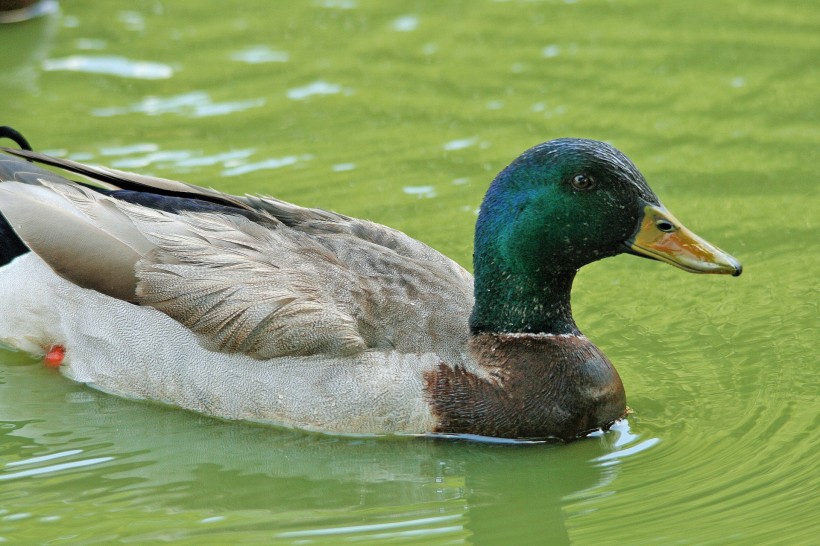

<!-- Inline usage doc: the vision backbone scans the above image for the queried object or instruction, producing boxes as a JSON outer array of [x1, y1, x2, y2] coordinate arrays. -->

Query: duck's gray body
[[0, 148, 476, 434], [1, 252, 449, 433]]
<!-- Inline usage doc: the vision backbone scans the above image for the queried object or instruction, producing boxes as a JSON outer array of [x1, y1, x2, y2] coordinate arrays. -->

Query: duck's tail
[[0, 126, 34, 266], [0, 126, 33, 152]]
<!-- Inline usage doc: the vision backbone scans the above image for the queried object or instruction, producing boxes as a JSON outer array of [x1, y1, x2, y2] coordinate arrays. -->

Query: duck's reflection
[[0, 1, 59, 92]]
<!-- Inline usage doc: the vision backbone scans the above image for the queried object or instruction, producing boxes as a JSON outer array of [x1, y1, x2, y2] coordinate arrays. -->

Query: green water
[[0, 0, 817, 543]]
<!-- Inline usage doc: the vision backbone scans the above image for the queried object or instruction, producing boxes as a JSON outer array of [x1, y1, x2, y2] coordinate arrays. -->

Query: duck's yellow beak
[[627, 204, 742, 276]]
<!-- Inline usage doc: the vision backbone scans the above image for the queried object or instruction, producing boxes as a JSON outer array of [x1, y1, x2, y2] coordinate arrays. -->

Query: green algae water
[[0, 1, 817, 543]]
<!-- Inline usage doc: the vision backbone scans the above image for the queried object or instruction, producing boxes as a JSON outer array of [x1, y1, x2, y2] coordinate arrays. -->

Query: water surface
[[1, 1, 817, 543]]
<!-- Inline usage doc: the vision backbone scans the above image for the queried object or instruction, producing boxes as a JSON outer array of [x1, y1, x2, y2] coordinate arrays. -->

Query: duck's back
[[0, 148, 474, 365]]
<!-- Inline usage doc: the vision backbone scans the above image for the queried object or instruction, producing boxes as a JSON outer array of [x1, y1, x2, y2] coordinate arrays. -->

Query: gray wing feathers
[[131, 210, 368, 358], [0, 155, 474, 361], [0, 181, 150, 300], [243, 194, 473, 284]]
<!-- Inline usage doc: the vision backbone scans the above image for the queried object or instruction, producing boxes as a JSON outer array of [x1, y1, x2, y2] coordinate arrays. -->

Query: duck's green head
[[471, 138, 741, 335]]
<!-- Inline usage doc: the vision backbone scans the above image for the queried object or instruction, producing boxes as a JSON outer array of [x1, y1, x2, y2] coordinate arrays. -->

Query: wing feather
[[0, 148, 474, 361], [123, 205, 368, 358]]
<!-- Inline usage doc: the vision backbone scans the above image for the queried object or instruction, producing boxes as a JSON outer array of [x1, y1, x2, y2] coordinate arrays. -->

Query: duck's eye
[[570, 174, 595, 191]]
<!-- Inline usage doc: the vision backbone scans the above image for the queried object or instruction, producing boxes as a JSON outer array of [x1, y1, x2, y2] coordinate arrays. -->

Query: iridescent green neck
[[468, 155, 583, 335], [469, 248, 579, 335]]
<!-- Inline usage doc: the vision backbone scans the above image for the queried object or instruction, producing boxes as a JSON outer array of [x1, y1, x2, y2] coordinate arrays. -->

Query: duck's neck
[[469, 259, 579, 336]]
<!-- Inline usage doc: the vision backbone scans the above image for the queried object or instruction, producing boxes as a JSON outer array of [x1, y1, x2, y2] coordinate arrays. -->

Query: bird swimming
[[0, 126, 741, 440]]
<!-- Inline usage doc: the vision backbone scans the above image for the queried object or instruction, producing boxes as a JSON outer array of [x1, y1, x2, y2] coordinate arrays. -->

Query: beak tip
[[723, 253, 743, 277]]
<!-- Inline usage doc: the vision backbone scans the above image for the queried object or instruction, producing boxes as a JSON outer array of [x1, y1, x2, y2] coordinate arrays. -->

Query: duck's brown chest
[[423, 333, 626, 440]]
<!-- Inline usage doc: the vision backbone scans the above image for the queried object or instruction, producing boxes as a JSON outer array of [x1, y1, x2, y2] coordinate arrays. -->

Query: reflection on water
[[286, 81, 352, 100], [40, 144, 315, 179], [1, 453, 113, 482], [92, 91, 266, 118], [443, 137, 479, 151], [391, 15, 420, 33], [0, 0, 817, 543], [74, 37, 106, 50], [221, 155, 312, 177], [230, 46, 290, 64], [42, 55, 173, 79], [402, 185, 437, 198], [0, 5, 59, 92]]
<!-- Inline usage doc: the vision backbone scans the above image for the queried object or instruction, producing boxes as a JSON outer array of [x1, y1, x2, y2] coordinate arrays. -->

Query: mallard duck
[[0, 127, 741, 440]]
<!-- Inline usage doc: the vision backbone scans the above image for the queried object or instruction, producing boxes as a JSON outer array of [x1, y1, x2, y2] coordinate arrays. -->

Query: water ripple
[[74, 38, 107, 51], [594, 438, 661, 466], [92, 91, 265, 118], [287, 81, 352, 100], [230, 46, 289, 64], [105, 148, 256, 172], [6, 449, 83, 468], [391, 15, 419, 32], [315, 0, 357, 9], [443, 137, 478, 151], [222, 155, 312, 177], [276, 514, 463, 539], [117, 11, 145, 32], [1, 456, 114, 481], [402, 185, 437, 198], [99, 143, 160, 157], [42, 55, 172, 79]]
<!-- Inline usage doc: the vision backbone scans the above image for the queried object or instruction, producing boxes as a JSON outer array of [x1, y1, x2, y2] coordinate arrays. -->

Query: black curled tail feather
[[0, 126, 33, 152]]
